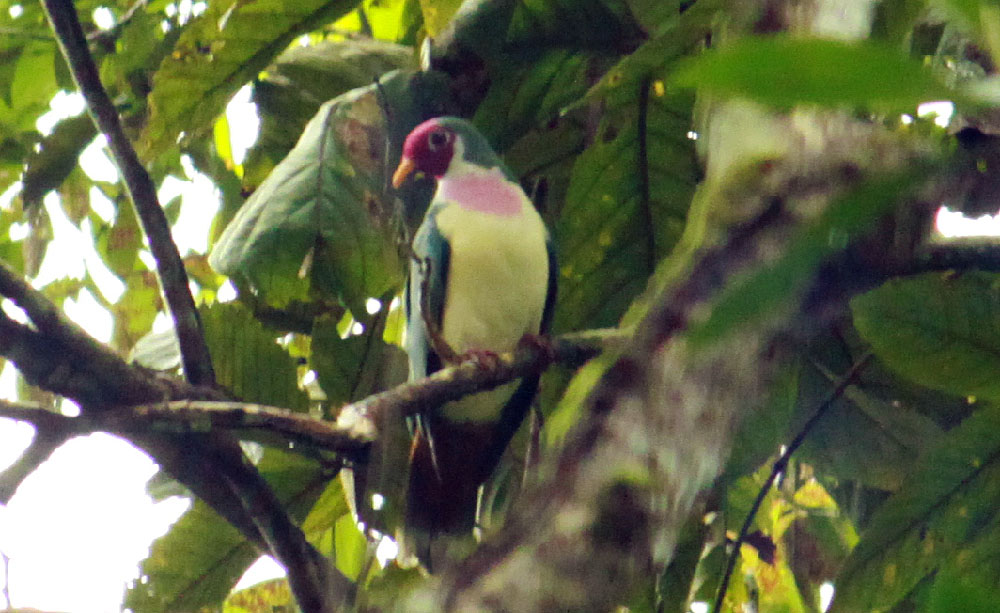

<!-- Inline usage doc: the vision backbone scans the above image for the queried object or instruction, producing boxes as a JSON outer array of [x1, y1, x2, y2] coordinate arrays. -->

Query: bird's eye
[[428, 129, 449, 151]]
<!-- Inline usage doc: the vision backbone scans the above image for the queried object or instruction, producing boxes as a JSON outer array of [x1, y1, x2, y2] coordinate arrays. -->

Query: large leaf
[[209, 70, 450, 311], [670, 36, 960, 111], [797, 366, 943, 491], [554, 88, 698, 331], [852, 272, 1000, 404], [141, 0, 359, 158], [242, 39, 414, 189], [472, 49, 600, 152], [126, 451, 328, 613], [309, 314, 407, 405], [200, 302, 309, 411], [832, 404, 1000, 611]]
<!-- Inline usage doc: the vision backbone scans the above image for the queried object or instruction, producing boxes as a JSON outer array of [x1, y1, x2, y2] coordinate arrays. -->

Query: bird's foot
[[518, 333, 555, 363], [458, 349, 502, 370]]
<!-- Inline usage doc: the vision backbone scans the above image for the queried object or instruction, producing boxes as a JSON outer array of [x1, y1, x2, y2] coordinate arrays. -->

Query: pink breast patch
[[439, 169, 523, 216]]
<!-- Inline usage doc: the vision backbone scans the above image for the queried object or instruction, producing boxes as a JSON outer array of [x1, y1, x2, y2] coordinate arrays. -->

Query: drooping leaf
[[506, 0, 644, 49], [578, 0, 721, 110], [472, 49, 599, 152], [10, 41, 58, 130], [724, 361, 801, 479], [333, 512, 368, 580], [852, 272, 1000, 404], [301, 478, 350, 541], [243, 39, 414, 188], [141, 0, 360, 158], [126, 498, 258, 613], [832, 404, 1000, 611], [209, 70, 451, 311], [670, 36, 960, 111], [418, 0, 463, 36]]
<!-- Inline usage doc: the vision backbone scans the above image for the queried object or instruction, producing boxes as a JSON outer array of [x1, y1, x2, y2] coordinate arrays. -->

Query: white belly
[[436, 204, 549, 355], [433, 201, 549, 422]]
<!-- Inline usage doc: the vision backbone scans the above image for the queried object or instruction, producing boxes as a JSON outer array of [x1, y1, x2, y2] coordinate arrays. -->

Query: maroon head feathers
[[392, 118, 456, 187]]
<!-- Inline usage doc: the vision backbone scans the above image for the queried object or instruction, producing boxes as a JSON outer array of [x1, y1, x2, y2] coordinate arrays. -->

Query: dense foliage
[[3, 0, 1000, 611]]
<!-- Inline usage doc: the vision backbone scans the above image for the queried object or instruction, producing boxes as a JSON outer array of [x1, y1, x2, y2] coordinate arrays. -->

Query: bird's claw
[[518, 333, 555, 363], [458, 349, 502, 370]]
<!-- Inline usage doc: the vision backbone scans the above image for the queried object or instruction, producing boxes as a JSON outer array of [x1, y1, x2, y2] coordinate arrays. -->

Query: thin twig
[[711, 351, 874, 613], [0, 427, 72, 504], [40, 0, 215, 387]]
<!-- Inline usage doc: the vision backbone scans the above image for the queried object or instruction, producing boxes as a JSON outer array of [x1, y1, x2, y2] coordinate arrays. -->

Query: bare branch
[[0, 426, 72, 504], [0, 262, 165, 406], [335, 331, 613, 433], [40, 0, 215, 387], [215, 447, 355, 612]]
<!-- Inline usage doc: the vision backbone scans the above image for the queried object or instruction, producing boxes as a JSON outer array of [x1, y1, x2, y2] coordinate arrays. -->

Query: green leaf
[[20, 114, 97, 208], [127, 451, 327, 613], [506, 0, 644, 49], [554, 88, 698, 331], [928, 564, 1000, 613], [799, 378, 942, 491], [334, 512, 368, 580], [418, 0, 463, 36], [724, 361, 800, 478], [200, 302, 309, 411], [670, 36, 958, 111], [578, 0, 721, 110], [141, 0, 359, 158], [657, 512, 710, 612], [210, 70, 450, 311], [309, 314, 407, 405], [11, 41, 57, 125], [243, 39, 414, 188], [301, 478, 350, 541], [223, 578, 293, 613], [832, 404, 1000, 611], [126, 498, 259, 613], [852, 272, 1000, 404], [472, 49, 598, 152]]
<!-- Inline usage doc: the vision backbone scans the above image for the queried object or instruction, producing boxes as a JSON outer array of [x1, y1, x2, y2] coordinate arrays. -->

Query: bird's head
[[392, 118, 459, 188]]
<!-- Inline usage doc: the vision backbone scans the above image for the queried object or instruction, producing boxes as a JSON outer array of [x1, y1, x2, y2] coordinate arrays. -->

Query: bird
[[390, 117, 556, 569]]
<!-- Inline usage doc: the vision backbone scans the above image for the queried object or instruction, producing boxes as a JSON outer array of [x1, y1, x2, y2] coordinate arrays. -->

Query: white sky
[[0, 87, 987, 613]]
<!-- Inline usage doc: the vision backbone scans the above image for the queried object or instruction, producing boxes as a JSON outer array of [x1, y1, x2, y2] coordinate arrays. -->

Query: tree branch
[[0, 261, 164, 406], [40, 0, 215, 387], [0, 426, 72, 504], [216, 447, 355, 612]]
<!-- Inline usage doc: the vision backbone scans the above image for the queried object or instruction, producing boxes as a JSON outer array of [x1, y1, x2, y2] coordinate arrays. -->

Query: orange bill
[[392, 157, 417, 188]]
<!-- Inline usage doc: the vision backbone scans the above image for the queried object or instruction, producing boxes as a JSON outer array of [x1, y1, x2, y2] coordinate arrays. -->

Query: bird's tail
[[397, 419, 495, 571]]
